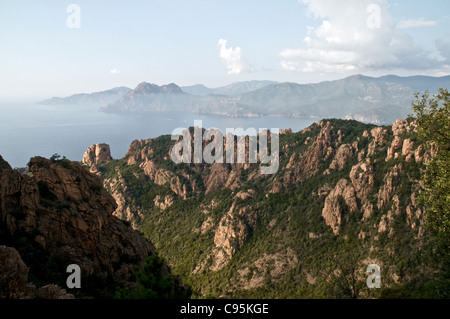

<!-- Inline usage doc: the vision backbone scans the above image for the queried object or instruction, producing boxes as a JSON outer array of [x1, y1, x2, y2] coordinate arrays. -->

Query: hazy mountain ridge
[[101, 82, 264, 117], [38, 86, 131, 106], [229, 75, 450, 122], [181, 80, 279, 96], [39, 75, 450, 124], [102, 82, 189, 113]]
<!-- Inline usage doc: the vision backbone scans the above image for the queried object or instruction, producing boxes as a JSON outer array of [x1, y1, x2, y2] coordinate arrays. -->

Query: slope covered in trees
[[91, 107, 443, 298]]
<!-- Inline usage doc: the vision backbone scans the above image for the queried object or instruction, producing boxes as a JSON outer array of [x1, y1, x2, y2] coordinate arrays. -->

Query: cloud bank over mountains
[[279, 0, 448, 74]]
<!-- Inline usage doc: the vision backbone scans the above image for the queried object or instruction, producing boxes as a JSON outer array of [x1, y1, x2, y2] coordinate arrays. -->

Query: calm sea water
[[0, 102, 317, 168]]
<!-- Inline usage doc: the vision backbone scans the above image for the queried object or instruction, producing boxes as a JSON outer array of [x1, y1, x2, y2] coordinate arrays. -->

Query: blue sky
[[0, 0, 449, 99]]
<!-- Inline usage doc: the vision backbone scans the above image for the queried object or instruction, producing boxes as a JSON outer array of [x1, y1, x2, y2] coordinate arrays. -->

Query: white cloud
[[436, 33, 450, 62], [217, 39, 252, 74], [398, 18, 437, 29], [281, 0, 441, 73], [110, 69, 121, 75]]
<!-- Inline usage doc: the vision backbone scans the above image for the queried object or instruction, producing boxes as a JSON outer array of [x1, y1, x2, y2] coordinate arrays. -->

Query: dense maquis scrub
[[412, 89, 450, 298]]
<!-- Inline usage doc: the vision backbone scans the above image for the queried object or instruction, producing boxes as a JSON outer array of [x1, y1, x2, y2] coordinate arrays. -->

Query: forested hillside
[[89, 116, 436, 298]]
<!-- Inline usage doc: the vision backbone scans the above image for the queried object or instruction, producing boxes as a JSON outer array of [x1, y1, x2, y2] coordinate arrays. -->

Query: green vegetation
[[114, 255, 192, 299], [50, 153, 72, 169], [412, 88, 450, 298], [95, 115, 436, 299]]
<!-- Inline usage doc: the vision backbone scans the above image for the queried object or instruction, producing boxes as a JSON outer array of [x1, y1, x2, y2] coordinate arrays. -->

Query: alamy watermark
[[366, 4, 381, 29], [366, 264, 381, 288], [66, 264, 81, 289], [170, 120, 279, 175], [66, 4, 81, 29]]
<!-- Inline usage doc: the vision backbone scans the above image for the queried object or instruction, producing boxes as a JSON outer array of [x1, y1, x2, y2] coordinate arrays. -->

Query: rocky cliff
[[0, 155, 186, 299], [86, 118, 432, 298], [82, 143, 112, 175]]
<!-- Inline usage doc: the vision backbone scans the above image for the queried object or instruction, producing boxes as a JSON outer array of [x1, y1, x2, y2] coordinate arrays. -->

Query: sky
[[0, 0, 449, 100]]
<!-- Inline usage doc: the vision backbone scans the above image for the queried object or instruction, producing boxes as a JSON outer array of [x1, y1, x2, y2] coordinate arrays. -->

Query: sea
[[0, 101, 317, 168]]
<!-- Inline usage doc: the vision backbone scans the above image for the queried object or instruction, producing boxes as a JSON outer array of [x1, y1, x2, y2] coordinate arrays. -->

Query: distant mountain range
[[181, 80, 279, 96], [39, 75, 450, 124], [38, 86, 131, 106]]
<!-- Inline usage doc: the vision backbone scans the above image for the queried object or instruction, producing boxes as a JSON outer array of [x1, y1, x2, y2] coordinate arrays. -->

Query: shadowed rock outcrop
[[0, 245, 31, 299], [0, 155, 182, 298]]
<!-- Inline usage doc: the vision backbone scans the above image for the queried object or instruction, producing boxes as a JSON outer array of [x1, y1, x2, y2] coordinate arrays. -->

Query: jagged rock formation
[[0, 155, 187, 299], [209, 202, 256, 271], [0, 155, 11, 174], [82, 143, 112, 174], [328, 144, 354, 171], [322, 179, 358, 234], [85, 118, 433, 298]]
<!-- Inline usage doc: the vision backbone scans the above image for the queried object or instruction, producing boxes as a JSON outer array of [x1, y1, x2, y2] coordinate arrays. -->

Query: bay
[[0, 102, 316, 168]]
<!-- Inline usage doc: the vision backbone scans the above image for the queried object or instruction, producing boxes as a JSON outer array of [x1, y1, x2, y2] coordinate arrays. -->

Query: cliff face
[[82, 143, 112, 175], [0, 155, 179, 298], [0, 245, 33, 299], [87, 118, 431, 298], [0, 155, 11, 174]]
